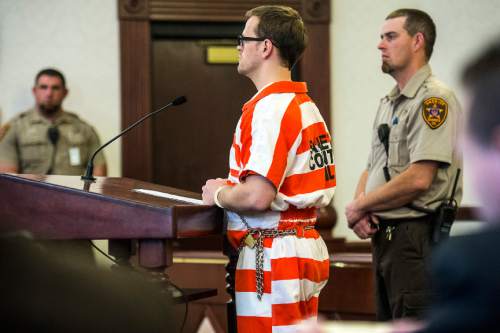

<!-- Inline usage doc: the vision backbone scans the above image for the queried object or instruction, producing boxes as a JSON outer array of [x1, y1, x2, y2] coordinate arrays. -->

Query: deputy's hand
[[202, 178, 228, 205], [346, 192, 366, 227], [352, 215, 378, 239]]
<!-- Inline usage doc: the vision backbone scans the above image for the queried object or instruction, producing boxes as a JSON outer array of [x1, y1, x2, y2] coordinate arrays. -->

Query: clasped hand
[[345, 193, 378, 239]]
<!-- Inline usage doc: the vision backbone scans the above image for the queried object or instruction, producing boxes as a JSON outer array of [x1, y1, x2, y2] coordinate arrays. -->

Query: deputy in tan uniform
[[345, 9, 463, 320], [0, 68, 106, 176]]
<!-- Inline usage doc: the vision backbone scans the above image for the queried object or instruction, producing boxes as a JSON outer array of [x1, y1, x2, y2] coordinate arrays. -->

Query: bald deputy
[[0, 68, 106, 176]]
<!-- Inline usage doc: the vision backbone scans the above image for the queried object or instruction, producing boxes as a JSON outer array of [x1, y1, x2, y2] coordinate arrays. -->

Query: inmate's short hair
[[461, 39, 500, 147], [245, 5, 307, 69], [386, 8, 436, 60], [35, 68, 66, 88]]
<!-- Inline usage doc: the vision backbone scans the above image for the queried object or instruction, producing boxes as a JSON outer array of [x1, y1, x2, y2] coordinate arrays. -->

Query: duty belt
[[378, 215, 430, 228], [236, 213, 315, 300], [378, 216, 431, 241]]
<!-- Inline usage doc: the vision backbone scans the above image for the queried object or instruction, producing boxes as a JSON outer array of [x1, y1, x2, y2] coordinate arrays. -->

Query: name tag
[[69, 147, 81, 166]]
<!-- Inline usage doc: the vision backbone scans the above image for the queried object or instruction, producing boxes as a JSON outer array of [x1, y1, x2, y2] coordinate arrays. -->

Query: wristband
[[213, 186, 227, 208]]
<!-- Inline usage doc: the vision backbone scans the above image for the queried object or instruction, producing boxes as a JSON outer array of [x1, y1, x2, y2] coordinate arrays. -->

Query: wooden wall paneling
[[301, 0, 330, 23], [457, 206, 481, 220], [301, 0, 331, 126], [151, 38, 254, 192], [301, 22, 330, 127], [166, 251, 230, 332], [119, 0, 331, 181], [119, 0, 153, 181], [119, 0, 149, 19], [149, 0, 301, 22], [319, 253, 376, 320]]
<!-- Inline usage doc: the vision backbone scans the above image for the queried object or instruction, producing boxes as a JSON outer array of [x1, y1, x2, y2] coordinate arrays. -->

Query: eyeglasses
[[237, 34, 267, 47]]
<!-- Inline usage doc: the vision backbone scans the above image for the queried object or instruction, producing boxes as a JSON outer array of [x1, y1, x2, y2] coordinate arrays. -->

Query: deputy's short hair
[[386, 8, 436, 61], [245, 5, 307, 70], [35, 68, 66, 88]]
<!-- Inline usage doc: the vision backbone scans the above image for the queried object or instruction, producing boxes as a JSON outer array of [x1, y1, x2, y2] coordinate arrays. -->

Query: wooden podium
[[0, 173, 223, 300]]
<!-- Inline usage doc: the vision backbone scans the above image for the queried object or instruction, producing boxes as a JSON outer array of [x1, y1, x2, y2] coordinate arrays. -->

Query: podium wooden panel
[[319, 252, 376, 320], [0, 173, 223, 269]]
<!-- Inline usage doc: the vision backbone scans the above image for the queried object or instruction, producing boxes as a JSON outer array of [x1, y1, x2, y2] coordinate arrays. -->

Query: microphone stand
[[81, 96, 187, 182]]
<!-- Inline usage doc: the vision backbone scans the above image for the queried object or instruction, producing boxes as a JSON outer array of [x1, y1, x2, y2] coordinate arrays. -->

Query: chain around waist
[[238, 224, 316, 301]]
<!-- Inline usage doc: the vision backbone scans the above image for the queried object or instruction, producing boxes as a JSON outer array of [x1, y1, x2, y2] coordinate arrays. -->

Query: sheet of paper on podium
[[132, 188, 204, 205]]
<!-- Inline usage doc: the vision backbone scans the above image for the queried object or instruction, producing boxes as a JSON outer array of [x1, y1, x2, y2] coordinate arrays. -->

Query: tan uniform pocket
[[388, 124, 409, 167], [18, 135, 51, 171]]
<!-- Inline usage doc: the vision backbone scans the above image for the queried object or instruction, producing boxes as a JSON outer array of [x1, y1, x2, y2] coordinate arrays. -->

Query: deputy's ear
[[414, 32, 425, 53]]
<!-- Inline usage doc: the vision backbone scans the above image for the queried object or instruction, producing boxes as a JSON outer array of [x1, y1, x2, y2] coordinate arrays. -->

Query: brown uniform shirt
[[0, 108, 105, 175], [366, 64, 463, 219]]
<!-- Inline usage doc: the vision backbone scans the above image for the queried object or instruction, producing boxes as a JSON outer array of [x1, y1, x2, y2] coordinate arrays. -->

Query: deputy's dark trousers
[[372, 216, 433, 321]]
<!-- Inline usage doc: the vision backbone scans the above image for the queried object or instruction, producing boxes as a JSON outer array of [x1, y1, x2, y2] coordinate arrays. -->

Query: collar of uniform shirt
[[387, 64, 432, 101]]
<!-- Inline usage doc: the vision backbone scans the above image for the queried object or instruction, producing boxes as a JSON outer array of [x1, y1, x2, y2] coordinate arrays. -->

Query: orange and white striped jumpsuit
[[226, 81, 336, 333]]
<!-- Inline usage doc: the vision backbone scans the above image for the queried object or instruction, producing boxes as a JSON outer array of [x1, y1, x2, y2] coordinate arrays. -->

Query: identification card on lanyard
[[69, 147, 81, 166]]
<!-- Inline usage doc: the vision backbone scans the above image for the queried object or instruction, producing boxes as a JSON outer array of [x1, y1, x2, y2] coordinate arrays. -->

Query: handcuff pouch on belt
[[378, 123, 460, 243]]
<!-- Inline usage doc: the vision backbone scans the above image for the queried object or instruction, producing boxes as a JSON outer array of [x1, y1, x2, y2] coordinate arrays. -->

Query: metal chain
[[236, 213, 314, 300]]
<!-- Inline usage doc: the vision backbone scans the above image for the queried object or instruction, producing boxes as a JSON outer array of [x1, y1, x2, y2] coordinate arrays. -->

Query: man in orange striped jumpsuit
[[202, 5, 335, 333]]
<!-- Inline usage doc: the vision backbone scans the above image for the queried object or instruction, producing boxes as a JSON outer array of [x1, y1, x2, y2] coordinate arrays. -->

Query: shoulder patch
[[0, 123, 11, 141], [422, 97, 448, 129]]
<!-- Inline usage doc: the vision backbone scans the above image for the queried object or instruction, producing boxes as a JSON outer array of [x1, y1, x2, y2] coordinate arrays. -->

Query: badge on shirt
[[0, 123, 10, 141], [69, 147, 81, 166], [422, 97, 448, 129]]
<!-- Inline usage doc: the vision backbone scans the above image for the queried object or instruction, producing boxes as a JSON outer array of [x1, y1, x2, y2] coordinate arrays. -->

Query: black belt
[[377, 215, 432, 228]]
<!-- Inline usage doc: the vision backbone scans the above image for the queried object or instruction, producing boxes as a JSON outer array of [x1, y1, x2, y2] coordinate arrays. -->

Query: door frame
[[118, 0, 331, 181]]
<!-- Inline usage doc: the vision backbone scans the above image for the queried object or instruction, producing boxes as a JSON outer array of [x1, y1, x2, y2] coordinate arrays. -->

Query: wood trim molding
[[457, 206, 481, 221], [301, 0, 330, 23], [300, 23, 330, 125], [145, 0, 329, 23], [119, 0, 150, 20], [148, 1, 301, 22], [119, 0, 331, 180], [118, 0, 330, 24], [119, 20, 153, 180]]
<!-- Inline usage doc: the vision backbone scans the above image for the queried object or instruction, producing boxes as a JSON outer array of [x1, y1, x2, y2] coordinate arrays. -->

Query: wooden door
[[152, 37, 254, 192]]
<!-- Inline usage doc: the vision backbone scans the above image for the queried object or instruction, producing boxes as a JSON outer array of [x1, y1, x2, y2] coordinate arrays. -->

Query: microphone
[[377, 123, 390, 156], [81, 96, 187, 181], [47, 126, 60, 174], [377, 123, 391, 183]]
